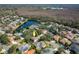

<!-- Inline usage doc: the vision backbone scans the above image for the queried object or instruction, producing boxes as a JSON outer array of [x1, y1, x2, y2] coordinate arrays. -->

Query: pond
[[15, 19, 40, 31]]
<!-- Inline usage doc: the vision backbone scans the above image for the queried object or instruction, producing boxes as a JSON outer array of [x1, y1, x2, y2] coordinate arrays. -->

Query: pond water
[[16, 19, 40, 31]]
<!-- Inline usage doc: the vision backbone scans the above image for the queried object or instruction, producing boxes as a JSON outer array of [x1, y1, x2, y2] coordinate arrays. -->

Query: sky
[[0, 4, 79, 9]]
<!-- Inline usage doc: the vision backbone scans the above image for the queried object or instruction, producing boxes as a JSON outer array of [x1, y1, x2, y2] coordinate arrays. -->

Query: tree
[[0, 34, 9, 44], [8, 44, 19, 54]]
